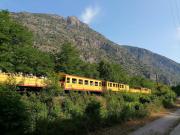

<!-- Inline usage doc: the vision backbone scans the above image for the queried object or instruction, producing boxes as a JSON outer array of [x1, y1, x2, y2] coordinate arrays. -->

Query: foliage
[[172, 85, 180, 96], [0, 10, 54, 75], [55, 43, 83, 75], [98, 60, 128, 83], [80, 62, 100, 79], [153, 84, 176, 108], [0, 85, 30, 135], [0, 84, 177, 135], [129, 76, 155, 89], [84, 99, 102, 130], [0, 10, 33, 46], [103, 92, 124, 123]]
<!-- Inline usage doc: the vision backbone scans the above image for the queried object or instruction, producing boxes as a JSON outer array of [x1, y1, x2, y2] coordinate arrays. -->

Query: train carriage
[[105, 81, 129, 92], [0, 72, 46, 87], [60, 73, 103, 92]]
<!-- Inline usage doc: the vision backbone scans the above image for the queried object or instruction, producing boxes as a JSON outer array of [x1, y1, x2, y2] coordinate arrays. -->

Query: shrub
[[122, 93, 139, 102], [134, 102, 149, 118], [104, 92, 124, 124], [21, 93, 48, 133], [162, 90, 176, 108], [153, 85, 176, 108], [0, 85, 30, 135], [83, 100, 102, 131]]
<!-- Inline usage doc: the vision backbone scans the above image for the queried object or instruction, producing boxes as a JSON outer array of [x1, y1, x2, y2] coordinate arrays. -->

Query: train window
[[116, 84, 118, 87], [122, 85, 124, 88], [99, 82, 102, 86], [90, 81, 94, 86], [66, 78, 70, 83], [110, 83, 112, 87], [113, 83, 116, 87], [85, 80, 89, 85], [72, 78, 77, 84], [79, 79, 83, 84], [95, 82, 98, 86]]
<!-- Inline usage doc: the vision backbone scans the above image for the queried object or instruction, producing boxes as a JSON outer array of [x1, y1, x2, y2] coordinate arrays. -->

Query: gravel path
[[170, 123, 180, 135], [129, 109, 180, 135]]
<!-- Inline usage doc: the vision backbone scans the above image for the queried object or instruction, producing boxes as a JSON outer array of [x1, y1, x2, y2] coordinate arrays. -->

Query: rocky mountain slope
[[11, 12, 180, 85]]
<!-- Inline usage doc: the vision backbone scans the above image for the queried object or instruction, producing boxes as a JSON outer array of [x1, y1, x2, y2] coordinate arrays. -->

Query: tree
[[98, 60, 128, 83], [172, 85, 180, 96], [80, 62, 99, 79], [129, 76, 155, 89], [55, 43, 83, 75], [0, 10, 33, 46], [0, 85, 30, 135], [0, 10, 54, 75], [98, 60, 113, 81], [12, 46, 54, 75]]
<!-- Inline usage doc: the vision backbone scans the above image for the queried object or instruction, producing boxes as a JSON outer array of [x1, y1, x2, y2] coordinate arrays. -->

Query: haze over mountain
[[11, 12, 180, 85]]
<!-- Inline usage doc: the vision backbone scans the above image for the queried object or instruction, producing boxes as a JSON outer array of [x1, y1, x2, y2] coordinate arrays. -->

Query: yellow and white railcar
[[60, 74, 103, 92], [105, 81, 129, 92], [0, 72, 46, 87]]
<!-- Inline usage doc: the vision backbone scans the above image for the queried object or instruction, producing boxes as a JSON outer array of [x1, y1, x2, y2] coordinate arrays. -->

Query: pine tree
[[55, 43, 83, 75]]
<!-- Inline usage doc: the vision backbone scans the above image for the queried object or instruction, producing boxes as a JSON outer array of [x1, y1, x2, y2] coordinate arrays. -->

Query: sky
[[0, 0, 180, 63]]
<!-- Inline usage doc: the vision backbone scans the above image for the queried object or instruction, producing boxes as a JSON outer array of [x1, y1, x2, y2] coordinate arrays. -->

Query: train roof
[[59, 73, 102, 81], [59, 73, 128, 85]]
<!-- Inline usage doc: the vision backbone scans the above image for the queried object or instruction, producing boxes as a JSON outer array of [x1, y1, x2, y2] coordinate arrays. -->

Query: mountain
[[11, 12, 180, 85]]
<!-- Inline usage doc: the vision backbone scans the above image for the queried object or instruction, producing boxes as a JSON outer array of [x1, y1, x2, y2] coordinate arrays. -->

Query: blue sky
[[0, 0, 180, 63]]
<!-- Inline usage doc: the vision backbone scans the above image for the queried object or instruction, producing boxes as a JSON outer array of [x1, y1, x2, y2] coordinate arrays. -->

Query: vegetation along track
[[130, 98, 180, 135]]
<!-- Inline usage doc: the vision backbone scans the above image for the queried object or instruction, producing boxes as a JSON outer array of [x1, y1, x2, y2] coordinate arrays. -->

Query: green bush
[[84, 100, 102, 131], [104, 93, 124, 124], [122, 93, 139, 102], [134, 102, 149, 118], [1, 84, 175, 135], [162, 90, 176, 108], [21, 93, 48, 133], [153, 85, 176, 108], [0, 85, 30, 135], [172, 85, 180, 96]]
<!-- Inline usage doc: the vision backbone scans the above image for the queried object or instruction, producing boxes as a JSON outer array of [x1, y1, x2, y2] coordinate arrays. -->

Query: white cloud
[[80, 6, 100, 24]]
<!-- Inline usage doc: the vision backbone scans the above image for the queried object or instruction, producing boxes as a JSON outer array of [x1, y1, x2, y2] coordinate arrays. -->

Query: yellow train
[[60, 73, 151, 94], [0, 72, 47, 87], [0, 72, 151, 94]]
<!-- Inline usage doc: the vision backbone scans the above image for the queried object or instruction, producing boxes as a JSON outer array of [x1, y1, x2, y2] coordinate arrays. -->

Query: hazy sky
[[0, 0, 180, 63]]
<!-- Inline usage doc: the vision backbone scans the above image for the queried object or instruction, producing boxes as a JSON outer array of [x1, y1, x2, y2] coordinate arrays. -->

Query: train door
[[59, 75, 66, 89], [102, 81, 107, 92]]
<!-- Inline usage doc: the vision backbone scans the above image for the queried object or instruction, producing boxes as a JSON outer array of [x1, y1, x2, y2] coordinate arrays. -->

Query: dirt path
[[170, 123, 180, 135], [129, 109, 180, 135]]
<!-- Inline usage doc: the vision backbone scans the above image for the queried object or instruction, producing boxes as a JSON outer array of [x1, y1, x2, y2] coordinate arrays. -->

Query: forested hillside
[[10, 12, 180, 85], [0, 10, 154, 88]]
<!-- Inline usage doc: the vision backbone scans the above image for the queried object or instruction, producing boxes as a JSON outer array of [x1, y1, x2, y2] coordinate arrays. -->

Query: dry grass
[[89, 107, 179, 135], [89, 98, 180, 135]]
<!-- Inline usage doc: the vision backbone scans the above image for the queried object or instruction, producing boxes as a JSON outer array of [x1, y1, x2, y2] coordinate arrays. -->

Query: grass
[[88, 106, 178, 135], [89, 98, 180, 135]]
